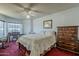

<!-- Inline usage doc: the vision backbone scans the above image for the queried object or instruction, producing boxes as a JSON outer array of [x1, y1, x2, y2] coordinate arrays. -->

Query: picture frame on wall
[[43, 20, 52, 29]]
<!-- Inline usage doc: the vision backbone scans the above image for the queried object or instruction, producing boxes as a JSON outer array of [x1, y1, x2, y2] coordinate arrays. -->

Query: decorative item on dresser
[[56, 26, 79, 54]]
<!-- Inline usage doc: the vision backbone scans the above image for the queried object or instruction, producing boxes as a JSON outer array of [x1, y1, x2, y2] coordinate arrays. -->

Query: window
[[3, 22, 7, 36], [8, 23, 13, 33], [0, 21, 4, 38], [15, 24, 22, 34], [8, 23, 22, 34], [0, 21, 23, 38]]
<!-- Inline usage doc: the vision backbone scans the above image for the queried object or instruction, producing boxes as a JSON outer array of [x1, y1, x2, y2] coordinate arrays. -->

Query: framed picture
[[43, 20, 52, 29]]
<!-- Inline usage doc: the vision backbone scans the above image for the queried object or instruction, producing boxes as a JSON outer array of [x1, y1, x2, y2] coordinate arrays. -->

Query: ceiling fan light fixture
[[26, 15, 30, 19]]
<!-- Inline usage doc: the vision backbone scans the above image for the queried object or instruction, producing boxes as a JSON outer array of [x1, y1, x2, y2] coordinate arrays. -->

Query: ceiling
[[0, 3, 79, 20]]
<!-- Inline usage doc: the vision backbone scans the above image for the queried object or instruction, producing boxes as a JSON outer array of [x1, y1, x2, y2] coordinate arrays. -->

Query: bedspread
[[17, 33, 56, 56]]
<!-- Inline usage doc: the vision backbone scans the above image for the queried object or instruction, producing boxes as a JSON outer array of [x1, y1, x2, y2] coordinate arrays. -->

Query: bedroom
[[0, 3, 79, 56]]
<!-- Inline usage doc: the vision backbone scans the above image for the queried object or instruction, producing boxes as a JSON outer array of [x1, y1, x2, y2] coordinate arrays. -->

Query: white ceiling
[[0, 3, 79, 20]]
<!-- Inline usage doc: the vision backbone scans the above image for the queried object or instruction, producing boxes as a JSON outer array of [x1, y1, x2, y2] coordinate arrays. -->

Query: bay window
[[0, 20, 23, 38]]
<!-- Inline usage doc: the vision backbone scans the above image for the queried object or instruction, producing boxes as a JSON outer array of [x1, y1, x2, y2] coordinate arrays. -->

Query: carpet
[[45, 48, 78, 56], [0, 42, 26, 56], [0, 42, 78, 56]]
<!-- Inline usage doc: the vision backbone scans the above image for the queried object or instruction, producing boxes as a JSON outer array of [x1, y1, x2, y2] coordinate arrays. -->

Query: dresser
[[57, 26, 79, 54]]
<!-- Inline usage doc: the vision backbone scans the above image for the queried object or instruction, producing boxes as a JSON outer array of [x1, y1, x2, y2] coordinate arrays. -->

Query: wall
[[34, 7, 79, 33], [23, 19, 31, 34], [23, 7, 79, 34], [0, 14, 24, 34], [0, 14, 23, 24], [33, 13, 65, 33]]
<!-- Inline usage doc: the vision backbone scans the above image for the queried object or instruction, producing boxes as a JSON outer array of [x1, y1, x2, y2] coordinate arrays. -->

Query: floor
[[0, 42, 26, 56], [45, 48, 78, 56], [0, 42, 78, 56]]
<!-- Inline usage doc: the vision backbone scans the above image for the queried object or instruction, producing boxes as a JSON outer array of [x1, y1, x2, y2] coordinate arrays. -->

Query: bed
[[17, 31, 56, 56]]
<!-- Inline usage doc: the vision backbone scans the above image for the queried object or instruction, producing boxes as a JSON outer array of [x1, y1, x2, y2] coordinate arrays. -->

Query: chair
[[7, 32, 20, 42]]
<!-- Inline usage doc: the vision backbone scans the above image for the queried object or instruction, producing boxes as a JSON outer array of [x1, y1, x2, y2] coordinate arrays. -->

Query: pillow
[[45, 31, 55, 36]]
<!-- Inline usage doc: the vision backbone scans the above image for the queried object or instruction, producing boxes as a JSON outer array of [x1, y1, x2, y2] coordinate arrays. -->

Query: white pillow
[[45, 31, 55, 36]]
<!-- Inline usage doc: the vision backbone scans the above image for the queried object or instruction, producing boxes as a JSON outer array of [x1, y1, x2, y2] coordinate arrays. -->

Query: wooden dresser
[[57, 26, 79, 54]]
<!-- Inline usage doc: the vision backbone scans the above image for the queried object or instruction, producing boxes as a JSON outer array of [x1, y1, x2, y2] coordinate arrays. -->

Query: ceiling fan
[[13, 3, 44, 18]]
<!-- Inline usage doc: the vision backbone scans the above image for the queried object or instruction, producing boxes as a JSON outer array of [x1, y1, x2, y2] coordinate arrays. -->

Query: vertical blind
[[0, 21, 23, 38]]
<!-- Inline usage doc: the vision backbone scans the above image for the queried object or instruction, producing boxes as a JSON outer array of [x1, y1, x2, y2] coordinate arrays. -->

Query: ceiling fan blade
[[24, 3, 35, 12], [15, 10, 25, 13], [28, 3, 36, 8], [32, 9, 46, 14], [13, 3, 29, 12], [13, 3, 25, 9], [12, 3, 38, 13]]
